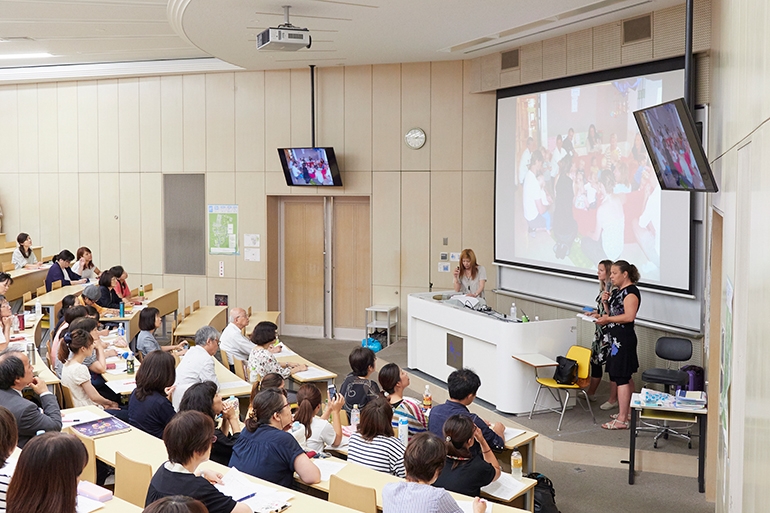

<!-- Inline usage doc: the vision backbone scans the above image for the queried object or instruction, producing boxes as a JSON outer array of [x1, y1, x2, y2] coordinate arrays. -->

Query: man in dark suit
[[0, 349, 62, 447]]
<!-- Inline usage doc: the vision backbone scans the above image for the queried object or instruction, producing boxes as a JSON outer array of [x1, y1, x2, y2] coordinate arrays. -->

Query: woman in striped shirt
[[348, 397, 406, 478], [379, 363, 427, 442]]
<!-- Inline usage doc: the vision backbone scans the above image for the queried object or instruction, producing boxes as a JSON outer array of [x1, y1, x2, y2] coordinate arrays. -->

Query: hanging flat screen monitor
[[633, 98, 718, 192], [278, 147, 343, 186]]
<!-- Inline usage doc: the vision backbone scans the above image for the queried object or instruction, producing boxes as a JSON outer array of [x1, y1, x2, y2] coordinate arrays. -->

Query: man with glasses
[[172, 326, 221, 410], [219, 308, 255, 370]]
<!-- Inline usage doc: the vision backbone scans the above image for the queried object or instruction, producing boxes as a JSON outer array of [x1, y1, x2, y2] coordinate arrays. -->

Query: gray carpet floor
[[281, 335, 715, 513]]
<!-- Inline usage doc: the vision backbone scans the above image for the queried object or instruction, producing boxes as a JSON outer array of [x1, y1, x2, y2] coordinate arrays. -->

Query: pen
[[236, 492, 257, 502]]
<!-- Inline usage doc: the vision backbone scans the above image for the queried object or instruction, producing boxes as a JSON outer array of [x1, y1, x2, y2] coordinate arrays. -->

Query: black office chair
[[640, 337, 693, 448]]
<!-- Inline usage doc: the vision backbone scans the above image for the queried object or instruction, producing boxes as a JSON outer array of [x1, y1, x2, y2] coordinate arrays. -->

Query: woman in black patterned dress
[[596, 260, 641, 430], [587, 260, 618, 410]]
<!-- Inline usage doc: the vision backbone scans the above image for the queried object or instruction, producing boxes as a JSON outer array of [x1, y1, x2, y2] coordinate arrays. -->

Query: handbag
[[552, 356, 578, 385]]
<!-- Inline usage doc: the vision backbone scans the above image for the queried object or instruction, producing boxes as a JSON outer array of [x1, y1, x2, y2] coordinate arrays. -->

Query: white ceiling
[[0, 0, 684, 71]]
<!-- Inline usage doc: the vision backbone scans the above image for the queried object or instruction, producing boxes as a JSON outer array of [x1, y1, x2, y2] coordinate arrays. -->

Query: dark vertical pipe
[[310, 64, 316, 147], [684, 0, 695, 115]]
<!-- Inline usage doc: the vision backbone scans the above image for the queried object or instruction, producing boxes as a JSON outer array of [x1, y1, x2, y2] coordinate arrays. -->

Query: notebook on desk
[[70, 417, 131, 439]]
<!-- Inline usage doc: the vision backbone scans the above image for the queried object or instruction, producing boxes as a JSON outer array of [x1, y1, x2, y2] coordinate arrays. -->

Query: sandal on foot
[[600, 401, 618, 410], [610, 413, 631, 421], [602, 419, 628, 430]]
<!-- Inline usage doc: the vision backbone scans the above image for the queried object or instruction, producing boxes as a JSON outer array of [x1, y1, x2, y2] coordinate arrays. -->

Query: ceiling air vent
[[501, 49, 520, 70], [622, 14, 652, 44]]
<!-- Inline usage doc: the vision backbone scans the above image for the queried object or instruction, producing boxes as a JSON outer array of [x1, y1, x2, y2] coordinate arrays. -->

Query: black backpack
[[526, 472, 561, 513]]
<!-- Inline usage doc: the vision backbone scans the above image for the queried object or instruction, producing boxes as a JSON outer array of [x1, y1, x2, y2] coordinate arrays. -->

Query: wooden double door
[[280, 197, 370, 339]]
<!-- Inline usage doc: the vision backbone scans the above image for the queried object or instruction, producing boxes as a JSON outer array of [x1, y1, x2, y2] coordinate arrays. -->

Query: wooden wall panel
[[78, 173, 100, 250], [38, 173, 60, 250], [235, 72, 265, 172], [139, 77, 162, 173], [98, 173, 121, 267], [182, 74, 206, 172], [401, 63, 431, 171], [77, 81, 98, 173], [205, 172, 236, 278], [205, 73, 235, 172], [333, 198, 370, 328], [22, 174, 41, 243], [0, 174, 19, 237], [58, 83, 79, 173], [237, 278, 267, 312], [97, 79, 119, 173], [400, 171, 430, 288], [430, 61, 463, 171], [118, 78, 140, 173], [344, 65, 372, 172], [283, 200, 325, 326], [17, 84, 39, 173], [290, 68, 312, 148], [58, 172, 79, 250], [317, 67, 345, 169], [372, 64, 401, 171], [140, 173, 163, 275], [119, 172, 142, 274], [430, 171, 462, 290], [235, 172, 265, 280], [264, 70, 291, 173], [37, 83, 58, 173], [371, 172, 400, 287], [462, 61, 496, 171], [160, 75, 184, 173]]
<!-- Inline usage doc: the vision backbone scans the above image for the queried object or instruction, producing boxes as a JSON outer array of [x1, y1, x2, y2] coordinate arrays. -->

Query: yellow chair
[[51, 280, 62, 290], [233, 357, 247, 381], [2, 262, 14, 271], [144, 283, 153, 292], [184, 306, 191, 318], [192, 300, 200, 311], [22, 291, 32, 303], [247, 306, 252, 317], [5, 241, 15, 249], [60, 385, 75, 409], [115, 451, 153, 507], [42, 255, 54, 263], [329, 474, 377, 513], [36, 285, 47, 297], [528, 345, 595, 431], [72, 430, 97, 484]]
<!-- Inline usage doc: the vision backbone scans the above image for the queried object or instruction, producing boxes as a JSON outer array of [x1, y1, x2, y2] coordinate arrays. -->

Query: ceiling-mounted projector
[[256, 5, 311, 51]]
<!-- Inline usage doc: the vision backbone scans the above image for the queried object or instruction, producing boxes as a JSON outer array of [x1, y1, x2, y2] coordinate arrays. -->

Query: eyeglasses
[[274, 403, 290, 415]]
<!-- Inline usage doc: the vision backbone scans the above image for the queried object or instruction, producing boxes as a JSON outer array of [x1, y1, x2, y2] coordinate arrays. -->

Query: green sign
[[208, 204, 238, 255]]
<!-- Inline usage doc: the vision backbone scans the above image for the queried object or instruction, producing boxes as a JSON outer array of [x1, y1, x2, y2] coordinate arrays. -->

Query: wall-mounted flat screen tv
[[633, 98, 718, 192], [277, 147, 343, 186]]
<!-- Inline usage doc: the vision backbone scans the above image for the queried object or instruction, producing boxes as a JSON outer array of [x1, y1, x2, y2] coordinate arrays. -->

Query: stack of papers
[[62, 410, 104, 426], [105, 378, 137, 394], [220, 379, 251, 391], [215, 468, 294, 513], [293, 367, 330, 380], [76, 495, 104, 513], [481, 472, 527, 501], [675, 390, 707, 408], [576, 313, 597, 323], [313, 459, 347, 481], [503, 427, 525, 442], [458, 500, 493, 513]]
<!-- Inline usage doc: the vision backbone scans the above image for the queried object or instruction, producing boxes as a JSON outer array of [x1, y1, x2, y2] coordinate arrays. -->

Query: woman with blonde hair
[[452, 248, 487, 299]]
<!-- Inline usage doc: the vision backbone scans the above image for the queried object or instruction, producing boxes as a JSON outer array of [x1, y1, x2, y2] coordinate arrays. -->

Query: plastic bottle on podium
[[422, 385, 432, 411], [511, 450, 523, 480], [510, 303, 517, 320]]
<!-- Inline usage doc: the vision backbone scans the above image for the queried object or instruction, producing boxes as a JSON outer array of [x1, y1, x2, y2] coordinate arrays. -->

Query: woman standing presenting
[[596, 260, 641, 430], [453, 249, 486, 299], [586, 259, 619, 410]]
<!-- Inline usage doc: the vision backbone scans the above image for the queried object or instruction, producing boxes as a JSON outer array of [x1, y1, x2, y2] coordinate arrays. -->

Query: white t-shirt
[[293, 417, 337, 454], [71, 261, 96, 280], [61, 361, 101, 409], [518, 148, 532, 184], [522, 170, 541, 221]]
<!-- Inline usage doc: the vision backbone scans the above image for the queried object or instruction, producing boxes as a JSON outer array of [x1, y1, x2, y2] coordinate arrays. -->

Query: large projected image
[[496, 66, 690, 291]]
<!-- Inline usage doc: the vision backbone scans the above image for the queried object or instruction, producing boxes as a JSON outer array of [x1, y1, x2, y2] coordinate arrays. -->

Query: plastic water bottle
[[26, 342, 36, 365], [398, 417, 409, 446], [422, 385, 432, 411], [34, 298, 42, 321], [119, 302, 125, 317], [126, 352, 135, 374], [534, 316, 539, 322], [118, 323, 125, 337], [350, 404, 360, 427], [511, 450, 523, 480], [227, 395, 239, 416], [139, 285, 145, 300], [510, 302, 517, 320]]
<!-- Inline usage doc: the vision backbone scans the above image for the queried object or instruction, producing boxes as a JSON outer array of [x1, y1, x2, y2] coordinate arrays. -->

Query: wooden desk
[[276, 351, 337, 386], [628, 393, 707, 492], [6, 266, 49, 301], [25, 283, 86, 326], [244, 311, 281, 337], [502, 430, 539, 475], [173, 306, 228, 341], [0, 246, 42, 266], [307, 457, 533, 512]]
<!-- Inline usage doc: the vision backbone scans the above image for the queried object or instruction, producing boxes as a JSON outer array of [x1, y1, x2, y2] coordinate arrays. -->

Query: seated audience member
[[348, 396, 406, 478], [59, 328, 120, 411], [136, 307, 184, 356], [49, 305, 87, 370], [220, 308, 255, 367], [247, 373, 295, 417], [178, 381, 241, 466], [0, 349, 62, 446], [292, 384, 344, 453], [55, 317, 109, 377], [5, 432, 88, 513], [109, 266, 132, 299], [143, 496, 208, 513], [145, 411, 250, 513], [428, 368, 505, 452], [0, 273, 12, 302], [0, 301, 12, 352], [97, 271, 123, 310], [229, 388, 320, 489], [340, 346, 380, 414], [71, 247, 100, 280], [11, 233, 40, 270], [76, 284, 119, 316], [172, 326, 220, 410], [379, 362, 428, 442], [128, 351, 177, 439], [45, 250, 87, 291], [52, 295, 77, 335], [247, 321, 306, 383], [433, 415, 501, 497], [382, 432, 486, 513], [0, 406, 17, 511]]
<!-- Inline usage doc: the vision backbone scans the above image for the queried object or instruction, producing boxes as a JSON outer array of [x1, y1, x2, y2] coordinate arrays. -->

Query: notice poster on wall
[[209, 204, 239, 255]]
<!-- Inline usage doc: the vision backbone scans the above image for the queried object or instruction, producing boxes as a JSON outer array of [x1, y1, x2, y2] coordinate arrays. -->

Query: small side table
[[365, 305, 398, 347]]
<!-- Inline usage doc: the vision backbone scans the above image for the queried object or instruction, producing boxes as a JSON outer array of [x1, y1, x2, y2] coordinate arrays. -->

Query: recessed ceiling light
[[0, 52, 52, 60]]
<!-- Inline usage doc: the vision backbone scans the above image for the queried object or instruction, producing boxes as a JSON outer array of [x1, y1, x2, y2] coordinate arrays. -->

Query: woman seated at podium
[[596, 260, 641, 430], [586, 259, 619, 410], [433, 415, 500, 497], [453, 248, 486, 299], [379, 363, 428, 442]]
